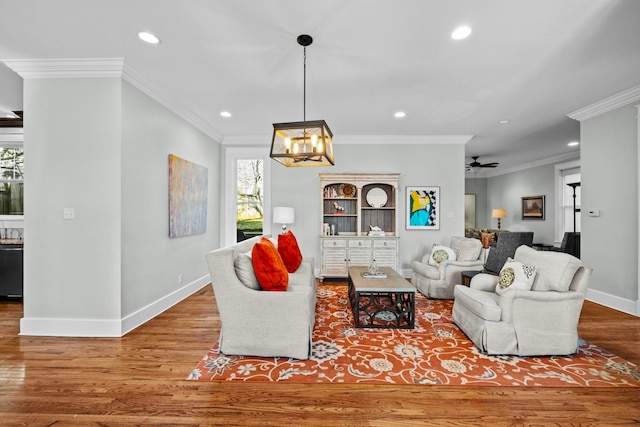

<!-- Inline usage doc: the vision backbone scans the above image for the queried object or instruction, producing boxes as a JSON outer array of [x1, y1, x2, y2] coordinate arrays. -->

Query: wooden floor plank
[[0, 282, 639, 426]]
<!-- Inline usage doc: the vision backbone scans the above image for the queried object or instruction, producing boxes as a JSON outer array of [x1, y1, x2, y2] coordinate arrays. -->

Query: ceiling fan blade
[[481, 163, 499, 168]]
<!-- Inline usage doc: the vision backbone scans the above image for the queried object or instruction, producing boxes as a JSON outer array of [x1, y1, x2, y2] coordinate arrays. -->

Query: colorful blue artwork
[[168, 154, 208, 238], [406, 186, 439, 230]]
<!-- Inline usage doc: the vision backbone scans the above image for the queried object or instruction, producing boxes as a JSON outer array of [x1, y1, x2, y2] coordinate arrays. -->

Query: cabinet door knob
[[384, 242, 387, 246], [333, 242, 337, 246], [358, 242, 362, 246]]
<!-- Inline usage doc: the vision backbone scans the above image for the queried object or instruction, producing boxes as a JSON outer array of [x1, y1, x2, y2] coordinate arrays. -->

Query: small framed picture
[[406, 186, 440, 229], [522, 195, 545, 220]]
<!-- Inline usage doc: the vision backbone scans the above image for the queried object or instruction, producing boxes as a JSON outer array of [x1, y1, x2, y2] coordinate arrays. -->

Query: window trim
[[0, 128, 24, 220], [554, 159, 580, 244], [223, 146, 271, 247]]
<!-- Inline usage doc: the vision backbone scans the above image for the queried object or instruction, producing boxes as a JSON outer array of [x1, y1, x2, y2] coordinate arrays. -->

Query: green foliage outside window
[[0, 147, 24, 215]]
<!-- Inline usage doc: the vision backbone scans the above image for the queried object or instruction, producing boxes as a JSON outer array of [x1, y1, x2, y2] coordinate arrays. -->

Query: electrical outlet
[[63, 208, 75, 220], [178, 274, 183, 284]]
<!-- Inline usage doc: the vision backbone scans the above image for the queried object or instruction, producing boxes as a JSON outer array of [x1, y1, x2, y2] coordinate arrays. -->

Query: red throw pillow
[[251, 238, 289, 291], [278, 231, 303, 273]]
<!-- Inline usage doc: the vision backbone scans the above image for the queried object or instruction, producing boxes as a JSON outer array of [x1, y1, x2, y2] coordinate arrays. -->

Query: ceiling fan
[[466, 156, 499, 172]]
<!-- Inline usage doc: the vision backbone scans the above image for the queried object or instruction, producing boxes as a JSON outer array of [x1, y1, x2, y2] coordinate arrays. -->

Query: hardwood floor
[[0, 282, 639, 426]]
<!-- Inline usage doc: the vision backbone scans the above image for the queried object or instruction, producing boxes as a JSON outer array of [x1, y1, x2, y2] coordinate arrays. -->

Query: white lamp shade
[[273, 207, 295, 224]]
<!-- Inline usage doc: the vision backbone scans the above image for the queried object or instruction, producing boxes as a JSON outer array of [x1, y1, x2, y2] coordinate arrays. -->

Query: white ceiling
[[1, 0, 640, 176]]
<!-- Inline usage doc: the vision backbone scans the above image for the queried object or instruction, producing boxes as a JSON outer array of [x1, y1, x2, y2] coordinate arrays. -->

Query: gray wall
[[22, 75, 221, 335], [465, 177, 488, 227], [466, 165, 556, 244], [581, 102, 638, 303], [486, 164, 556, 243], [24, 77, 123, 322], [121, 81, 220, 317], [271, 142, 466, 276]]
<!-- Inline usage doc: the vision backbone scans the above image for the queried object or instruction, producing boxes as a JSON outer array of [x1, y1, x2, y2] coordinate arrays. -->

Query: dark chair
[[552, 232, 580, 258], [483, 231, 534, 275], [236, 229, 249, 242]]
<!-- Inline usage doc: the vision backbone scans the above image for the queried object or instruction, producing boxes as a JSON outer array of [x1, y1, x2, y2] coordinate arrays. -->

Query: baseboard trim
[[20, 316, 122, 337], [585, 288, 639, 317], [19, 275, 211, 337], [121, 274, 210, 335]]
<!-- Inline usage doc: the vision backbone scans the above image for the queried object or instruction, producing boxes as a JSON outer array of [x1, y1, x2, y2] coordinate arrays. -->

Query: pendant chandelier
[[270, 34, 334, 167]]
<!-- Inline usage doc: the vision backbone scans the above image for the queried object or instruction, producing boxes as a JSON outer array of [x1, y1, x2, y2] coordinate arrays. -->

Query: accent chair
[[411, 236, 484, 299], [452, 245, 591, 356]]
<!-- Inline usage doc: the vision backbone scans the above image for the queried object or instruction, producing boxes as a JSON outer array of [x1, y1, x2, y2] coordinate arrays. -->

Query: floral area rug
[[188, 285, 640, 386]]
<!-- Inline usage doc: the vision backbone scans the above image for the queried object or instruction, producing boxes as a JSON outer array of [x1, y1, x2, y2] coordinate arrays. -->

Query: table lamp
[[492, 208, 506, 230], [273, 207, 295, 234]]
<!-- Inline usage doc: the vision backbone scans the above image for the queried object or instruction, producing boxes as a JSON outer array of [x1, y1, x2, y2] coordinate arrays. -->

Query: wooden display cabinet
[[319, 173, 399, 279]]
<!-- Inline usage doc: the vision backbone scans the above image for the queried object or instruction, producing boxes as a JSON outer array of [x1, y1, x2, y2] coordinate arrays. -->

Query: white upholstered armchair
[[411, 236, 484, 299], [452, 245, 591, 356]]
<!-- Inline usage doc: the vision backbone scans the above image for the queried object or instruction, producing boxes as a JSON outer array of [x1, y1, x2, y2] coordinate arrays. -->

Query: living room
[[0, 1, 639, 423], [0, 0, 638, 338]]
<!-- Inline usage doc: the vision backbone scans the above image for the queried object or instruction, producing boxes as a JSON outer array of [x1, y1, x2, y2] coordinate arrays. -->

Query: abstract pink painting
[[168, 154, 208, 238]]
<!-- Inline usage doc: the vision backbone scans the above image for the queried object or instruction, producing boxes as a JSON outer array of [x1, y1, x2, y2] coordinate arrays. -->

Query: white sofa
[[452, 245, 591, 356], [204, 235, 317, 359]]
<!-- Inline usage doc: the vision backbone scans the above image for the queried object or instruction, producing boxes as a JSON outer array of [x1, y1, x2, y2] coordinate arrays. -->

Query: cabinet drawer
[[348, 239, 372, 248], [323, 239, 347, 248], [373, 239, 397, 248]]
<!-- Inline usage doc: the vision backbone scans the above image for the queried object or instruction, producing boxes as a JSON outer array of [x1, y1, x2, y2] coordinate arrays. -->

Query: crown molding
[[476, 152, 580, 178], [222, 134, 474, 146], [336, 135, 474, 145], [567, 84, 640, 121], [121, 61, 223, 142], [2, 58, 125, 78], [1, 58, 224, 142]]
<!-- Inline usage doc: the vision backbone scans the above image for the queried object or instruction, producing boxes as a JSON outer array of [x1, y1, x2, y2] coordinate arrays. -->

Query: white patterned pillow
[[428, 245, 457, 266], [496, 257, 536, 295]]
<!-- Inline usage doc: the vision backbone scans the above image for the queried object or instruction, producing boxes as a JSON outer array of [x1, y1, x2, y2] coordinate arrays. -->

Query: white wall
[[271, 141, 466, 276], [20, 75, 221, 336], [581, 102, 638, 304]]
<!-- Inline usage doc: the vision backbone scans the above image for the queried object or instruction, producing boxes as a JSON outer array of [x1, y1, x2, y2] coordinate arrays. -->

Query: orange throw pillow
[[278, 231, 303, 273], [251, 238, 289, 291]]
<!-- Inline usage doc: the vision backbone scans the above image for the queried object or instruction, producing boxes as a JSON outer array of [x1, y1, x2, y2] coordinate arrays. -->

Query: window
[[236, 159, 263, 241], [0, 146, 24, 215], [223, 147, 271, 247]]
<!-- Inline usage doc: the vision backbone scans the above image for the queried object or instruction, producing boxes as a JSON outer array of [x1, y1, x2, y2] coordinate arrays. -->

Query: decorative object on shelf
[[333, 201, 345, 213], [492, 208, 507, 229], [339, 183, 356, 198], [366, 187, 387, 208], [270, 34, 334, 167], [273, 206, 295, 234], [406, 186, 439, 230], [369, 225, 385, 236], [521, 195, 545, 220]]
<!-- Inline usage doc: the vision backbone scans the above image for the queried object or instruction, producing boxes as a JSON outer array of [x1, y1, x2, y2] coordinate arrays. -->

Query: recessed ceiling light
[[394, 111, 406, 118], [568, 141, 579, 147], [498, 119, 510, 124], [220, 111, 232, 118], [451, 26, 472, 40], [138, 31, 160, 44]]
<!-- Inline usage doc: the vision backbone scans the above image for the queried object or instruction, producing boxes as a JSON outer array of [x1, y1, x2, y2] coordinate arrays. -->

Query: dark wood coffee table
[[347, 266, 415, 329]]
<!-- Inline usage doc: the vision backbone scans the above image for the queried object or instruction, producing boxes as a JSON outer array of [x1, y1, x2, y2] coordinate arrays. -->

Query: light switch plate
[[63, 208, 75, 219]]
